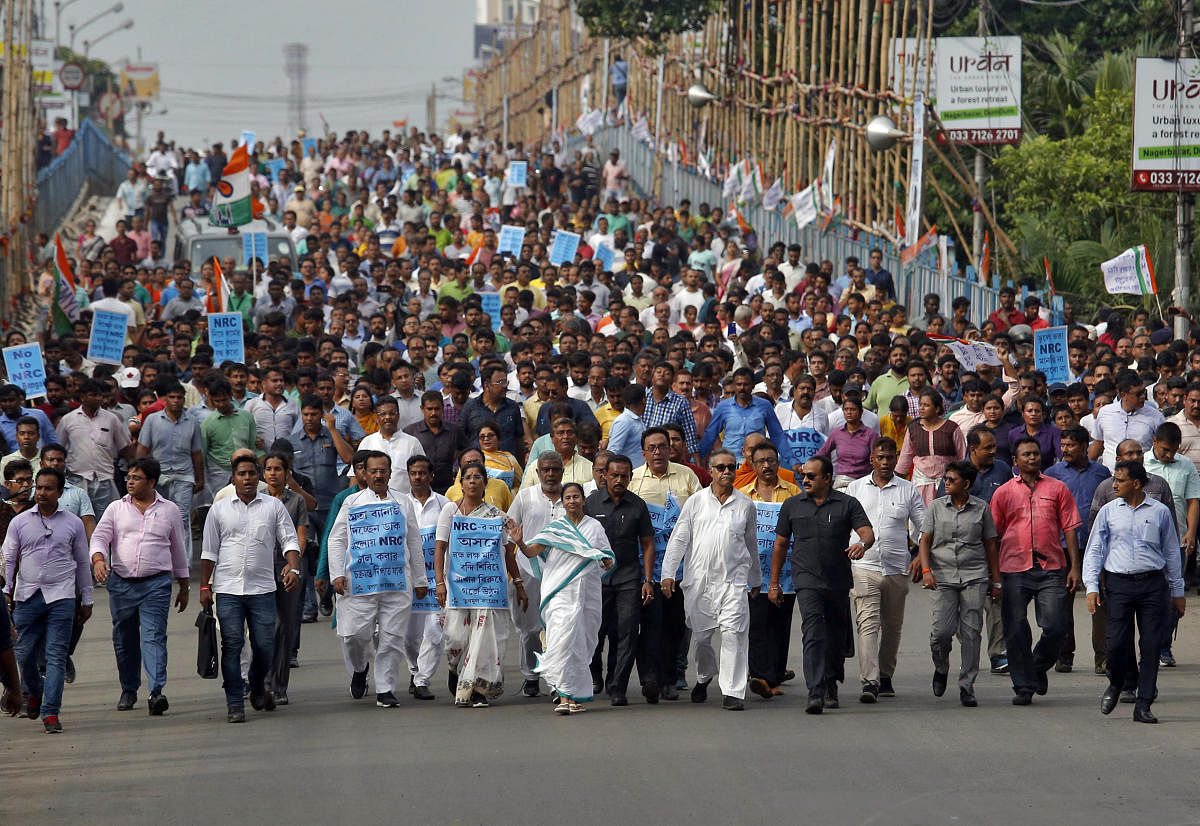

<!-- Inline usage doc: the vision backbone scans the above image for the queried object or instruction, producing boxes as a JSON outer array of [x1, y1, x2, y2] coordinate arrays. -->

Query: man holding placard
[[327, 451, 425, 708]]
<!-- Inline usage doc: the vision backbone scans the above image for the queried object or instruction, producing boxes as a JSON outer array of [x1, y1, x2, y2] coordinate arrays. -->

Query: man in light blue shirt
[[607, 385, 646, 469], [1084, 460, 1184, 723], [699, 367, 785, 458]]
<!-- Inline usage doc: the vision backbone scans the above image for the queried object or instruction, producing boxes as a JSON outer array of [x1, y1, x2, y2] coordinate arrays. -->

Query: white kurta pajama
[[327, 489, 424, 695], [406, 490, 451, 689], [437, 501, 513, 701], [662, 487, 760, 699], [530, 515, 614, 702]]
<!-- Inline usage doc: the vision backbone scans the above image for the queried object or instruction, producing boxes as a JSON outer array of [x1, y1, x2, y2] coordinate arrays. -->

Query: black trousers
[[795, 587, 849, 699], [591, 585, 640, 695], [269, 579, 302, 694], [635, 584, 686, 688], [1105, 571, 1169, 708], [748, 592, 795, 686]]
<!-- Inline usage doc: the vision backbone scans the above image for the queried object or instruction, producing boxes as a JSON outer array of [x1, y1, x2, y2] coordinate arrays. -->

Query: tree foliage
[[576, 0, 722, 43]]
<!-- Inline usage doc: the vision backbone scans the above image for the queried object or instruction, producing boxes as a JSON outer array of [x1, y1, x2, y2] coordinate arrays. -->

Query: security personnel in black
[[584, 454, 655, 706], [771, 454, 874, 714]]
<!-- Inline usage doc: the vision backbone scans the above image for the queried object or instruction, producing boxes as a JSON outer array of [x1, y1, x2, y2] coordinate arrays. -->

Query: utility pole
[[1176, 0, 1196, 338], [972, 0, 987, 269], [427, 82, 436, 136]]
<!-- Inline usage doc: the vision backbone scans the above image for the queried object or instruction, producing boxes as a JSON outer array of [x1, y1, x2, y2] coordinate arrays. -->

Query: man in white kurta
[[662, 450, 761, 709], [404, 456, 450, 700], [327, 452, 425, 707], [506, 451, 566, 696]]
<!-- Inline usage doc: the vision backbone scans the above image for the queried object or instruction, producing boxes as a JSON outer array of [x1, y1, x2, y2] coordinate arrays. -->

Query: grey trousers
[[930, 581, 987, 692]]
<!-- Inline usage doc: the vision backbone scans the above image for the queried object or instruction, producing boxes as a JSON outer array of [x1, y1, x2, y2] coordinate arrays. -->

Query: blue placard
[[507, 161, 527, 188], [754, 501, 793, 593], [593, 243, 615, 272], [241, 232, 268, 267], [301, 137, 318, 156], [479, 291, 503, 331], [485, 465, 515, 489], [781, 427, 826, 470], [346, 501, 408, 596], [548, 230, 581, 266], [1034, 326, 1069, 385], [3, 344, 46, 398], [446, 515, 508, 609], [208, 312, 245, 364], [264, 158, 286, 183], [496, 225, 525, 256], [641, 493, 683, 581], [87, 309, 127, 365], [412, 525, 440, 612], [240, 130, 256, 149]]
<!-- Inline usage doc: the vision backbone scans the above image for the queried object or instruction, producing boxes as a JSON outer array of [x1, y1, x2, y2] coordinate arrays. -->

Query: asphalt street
[[3, 586, 1199, 825]]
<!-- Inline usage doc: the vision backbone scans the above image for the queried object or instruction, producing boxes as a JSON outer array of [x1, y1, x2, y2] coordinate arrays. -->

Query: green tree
[[576, 0, 721, 42]]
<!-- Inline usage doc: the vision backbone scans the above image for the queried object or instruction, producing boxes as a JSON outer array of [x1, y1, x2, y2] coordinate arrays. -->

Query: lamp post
[[69, 1, 122, 51], [54, 0, 87, 51], [82, 17, 131, 58]]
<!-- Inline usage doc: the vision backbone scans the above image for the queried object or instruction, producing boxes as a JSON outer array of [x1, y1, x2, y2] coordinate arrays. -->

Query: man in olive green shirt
[[200, 379, 257, 493], [864, 345, 911, 414]]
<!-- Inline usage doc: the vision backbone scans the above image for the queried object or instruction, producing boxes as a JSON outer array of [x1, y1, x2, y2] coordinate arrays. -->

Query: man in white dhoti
[[661, 449, 760, 710], [404, 455, 450, 701], [327, 450, 426, 708], [512, 482, 614, 714], [506, 451, 566, 697]]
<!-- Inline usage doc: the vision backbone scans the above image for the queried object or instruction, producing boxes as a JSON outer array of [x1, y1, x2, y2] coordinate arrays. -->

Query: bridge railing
[[35, 119, 131, 234]]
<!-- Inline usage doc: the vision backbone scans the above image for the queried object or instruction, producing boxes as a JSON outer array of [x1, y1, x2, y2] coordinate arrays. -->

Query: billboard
[[1131, 58, 1200, 191], [119, 63, 159, 101], [889, 37, 936, 103], [934, 36, 1022, 145]]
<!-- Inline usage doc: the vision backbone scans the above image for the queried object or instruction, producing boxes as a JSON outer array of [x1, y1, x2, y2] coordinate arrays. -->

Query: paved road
[[2, 587, 1197, 824]]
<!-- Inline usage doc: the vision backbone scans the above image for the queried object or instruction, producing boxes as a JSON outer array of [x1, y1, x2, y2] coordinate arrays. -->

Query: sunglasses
[[711, 463, 737, 472], [799, 472, 823, 480]]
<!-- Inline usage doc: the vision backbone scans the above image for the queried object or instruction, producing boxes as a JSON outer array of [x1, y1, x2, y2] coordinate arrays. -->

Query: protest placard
[[346, 502, 409, 596], [2, 343, 46, 397], [87, 309, 127, 365], [446, 516, 508, 609]]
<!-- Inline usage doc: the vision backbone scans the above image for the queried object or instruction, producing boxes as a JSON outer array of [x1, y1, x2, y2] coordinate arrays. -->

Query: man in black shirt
[[771, 454, 874, 714], [585, 455, 654, 706]]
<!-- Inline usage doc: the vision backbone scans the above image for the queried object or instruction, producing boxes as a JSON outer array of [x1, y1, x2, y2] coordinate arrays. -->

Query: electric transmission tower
[[283, 43, 309, 136]]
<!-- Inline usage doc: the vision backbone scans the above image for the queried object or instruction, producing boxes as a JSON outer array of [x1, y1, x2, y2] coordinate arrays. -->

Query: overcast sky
[[72, 0, 476, 148]]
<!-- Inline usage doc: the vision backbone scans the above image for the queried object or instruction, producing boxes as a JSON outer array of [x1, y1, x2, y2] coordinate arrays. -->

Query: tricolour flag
[[1101, 245, 1158, 295], [1044, 255, 1056, 298], [51, 233, 79, 335], [206, 257, 230, 314], [210, 144, 263, 228], [728, 202, 750, 234], [979, 232, 991, 283]]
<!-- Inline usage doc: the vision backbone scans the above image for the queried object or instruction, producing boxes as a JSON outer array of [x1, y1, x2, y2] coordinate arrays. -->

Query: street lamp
[[54, 0, 87, 50], [83, 17, 132, 58], [69, 1, 122, 51]]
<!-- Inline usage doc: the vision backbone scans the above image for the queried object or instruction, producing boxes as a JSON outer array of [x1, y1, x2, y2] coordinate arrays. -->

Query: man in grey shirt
[[916, 460, 999, 707], [136, 381, 204, 558], [161, 277, 207, 322]]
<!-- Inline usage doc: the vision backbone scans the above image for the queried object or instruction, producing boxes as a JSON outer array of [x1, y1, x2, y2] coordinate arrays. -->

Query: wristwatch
[[288, 568, 302, 578]]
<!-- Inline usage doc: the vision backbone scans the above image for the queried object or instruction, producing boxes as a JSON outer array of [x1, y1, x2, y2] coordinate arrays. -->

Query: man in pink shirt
[[990, 436, 1082, 706], [89, 456, 190, 716], [602, 149, 628, 202]]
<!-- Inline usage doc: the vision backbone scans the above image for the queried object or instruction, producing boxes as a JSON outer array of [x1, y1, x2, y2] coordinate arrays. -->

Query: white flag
[[1101, 245, 1158, 295], [762, 178, 784, 211], [791, 184, 819, 231]]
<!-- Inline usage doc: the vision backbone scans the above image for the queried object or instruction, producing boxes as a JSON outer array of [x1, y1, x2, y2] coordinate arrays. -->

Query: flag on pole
[[979, 232, 991, 284], [206, 257, 230, 314], [697, 147, 714, 179], [1101, 245, 1158, 295], [819, 197, 843, 234], [762, 178, 784, 211], [1043, 255, 1056, 299], [392, 119, 408, 128], [209, 144, 263, 228], [678, 140, 689, 168], [51, 233, 79, 335], [465, 244, 483, 267], [728, 202, 750, 234], [895, 204, 905, 241]]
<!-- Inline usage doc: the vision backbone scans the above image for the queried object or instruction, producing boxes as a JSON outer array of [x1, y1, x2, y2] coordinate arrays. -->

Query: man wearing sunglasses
[[770, 455, 874, 714], [1089, 371, 1163, 471], [661, 449, 759, 711]]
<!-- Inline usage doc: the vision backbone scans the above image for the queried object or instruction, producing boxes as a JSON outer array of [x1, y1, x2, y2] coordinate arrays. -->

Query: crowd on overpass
[[1, 123, 1197, 732]]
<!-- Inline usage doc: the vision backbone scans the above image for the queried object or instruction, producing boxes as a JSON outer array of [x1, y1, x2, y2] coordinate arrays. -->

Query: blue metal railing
[[574, 126, 1055, 329], [35, 119, 131, 234]]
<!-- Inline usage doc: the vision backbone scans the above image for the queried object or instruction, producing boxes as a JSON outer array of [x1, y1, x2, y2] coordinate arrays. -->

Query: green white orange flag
[[1101, 245, 1157, 295], [51, 232, 80, 335], [206, 257, 230, 313], [210, 144, 262, 228]]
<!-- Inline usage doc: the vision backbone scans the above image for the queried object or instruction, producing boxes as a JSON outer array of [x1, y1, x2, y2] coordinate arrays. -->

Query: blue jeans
[[108, 571, 172, 695], [1001, 568, 1068, 696], [149, 219, 168, 245], [215, 593, 275, 708], [68, 475, 118, 518], [156, 479, 195, 560], [14, 591, 76, 718]]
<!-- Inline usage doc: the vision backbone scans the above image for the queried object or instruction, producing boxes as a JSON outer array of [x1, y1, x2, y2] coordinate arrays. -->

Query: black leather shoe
[[610, 692, 629, 707], [64, 657, 76, 684], [642, 681, 660, 704], [1133, 707, 1158, 724], [1119, 689, 1136, 704], [117, 690, 137, 711], [932, 671, 948, 697], [413, 685, 435, 701], [1100, 686, 1119, 715], [351, 666, 369, 699], [147, 694, 169, 716], [273, 689, 289, 706], [1034, 670, 1049, 696], [804, 696, 824, 714], [521, 678, 541, 698], [1012, 692, 1033, 706], [960, 688, 977, 707], [722, 695, 745, 710], [691, 679, 710, 703], [250, 691, 276, 712], [448, 670, 458, 696]]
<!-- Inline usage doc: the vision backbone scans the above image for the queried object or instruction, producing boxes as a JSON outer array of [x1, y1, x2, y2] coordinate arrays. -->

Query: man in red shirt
[[990, 436, 1081, 706], [53, 117, 74, 156], [1024, 295, 1050, 331], [108, 220, 138, 266], [987, 287, 1025, 333]]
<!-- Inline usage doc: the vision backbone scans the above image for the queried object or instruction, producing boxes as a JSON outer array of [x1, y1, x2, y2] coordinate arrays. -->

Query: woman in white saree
[[512, 483, 615, 714]]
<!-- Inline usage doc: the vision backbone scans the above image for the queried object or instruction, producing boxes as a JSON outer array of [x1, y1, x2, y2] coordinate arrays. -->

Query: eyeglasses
[[644, 443, 669, 452], [711, 463, 737, 472], [799, 472, 822, 480]]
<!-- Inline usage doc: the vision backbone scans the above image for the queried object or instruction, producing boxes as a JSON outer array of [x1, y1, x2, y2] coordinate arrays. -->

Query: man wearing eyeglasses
[[661, 449, 759, 711], [2, 467, 92, 733], [771, 454, 874, 714], [1089, 371, 1164, 471]]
